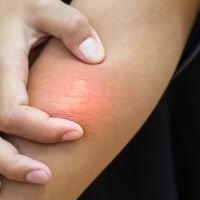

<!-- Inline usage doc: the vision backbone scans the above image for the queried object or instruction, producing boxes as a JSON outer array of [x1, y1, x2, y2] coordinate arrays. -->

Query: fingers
[[0, 73, 84, 143], [0, 136, 51, 184], [2, 105, 83, 143], [33, 0, 105, 64], [0, 105, 83, 143], [0, 30, 83, 143]]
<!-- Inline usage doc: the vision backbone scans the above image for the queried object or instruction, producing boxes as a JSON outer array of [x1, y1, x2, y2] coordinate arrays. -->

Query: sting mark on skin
[[67, 79, 89, 98], [40, 76, 108, 122], [64, 79, 91, 113]]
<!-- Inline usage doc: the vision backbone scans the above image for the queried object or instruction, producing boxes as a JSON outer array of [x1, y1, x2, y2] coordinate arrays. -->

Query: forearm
[[1, 0, 199, 199]]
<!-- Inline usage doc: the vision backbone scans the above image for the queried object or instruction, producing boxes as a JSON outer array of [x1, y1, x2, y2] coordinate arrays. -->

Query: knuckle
[[29, 0, 49, 12], [67, 13, 89, 35], [0, 113, 13, 131], [3, 164, 18, 179]]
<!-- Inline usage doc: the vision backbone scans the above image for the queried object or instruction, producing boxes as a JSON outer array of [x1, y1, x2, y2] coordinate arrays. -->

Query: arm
[[0, 0, 106, 186], [1, 0, 199, 199]]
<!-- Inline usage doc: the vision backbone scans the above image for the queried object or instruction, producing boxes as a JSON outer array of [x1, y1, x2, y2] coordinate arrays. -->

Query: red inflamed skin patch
[[27, 41, 113, 128]]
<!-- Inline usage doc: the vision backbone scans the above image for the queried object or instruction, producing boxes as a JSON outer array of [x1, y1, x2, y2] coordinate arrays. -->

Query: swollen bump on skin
[[28, 70, 108, 130], [28, 77, 107, 127], [62, 79, 91, 116], [27, 39, 112, 130]]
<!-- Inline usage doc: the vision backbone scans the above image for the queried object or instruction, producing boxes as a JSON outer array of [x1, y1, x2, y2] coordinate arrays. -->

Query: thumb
[[33, 1, 105, 64]]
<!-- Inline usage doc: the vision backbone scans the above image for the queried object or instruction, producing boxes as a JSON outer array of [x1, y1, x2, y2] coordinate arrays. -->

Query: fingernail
[[79, 37, 105, 63], [62, 130, 83, 141], [26, 170, 49, 184]]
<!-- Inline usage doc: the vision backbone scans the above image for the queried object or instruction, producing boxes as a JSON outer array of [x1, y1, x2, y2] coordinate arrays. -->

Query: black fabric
[[62, 0, 72, 4], [174, 14, 200, 78], [63, 0, 200, 199]]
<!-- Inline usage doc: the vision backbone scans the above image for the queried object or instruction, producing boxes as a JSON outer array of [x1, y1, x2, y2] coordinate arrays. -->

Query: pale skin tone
[[1, 0, 199, 199], [0, 0, 105, 185]]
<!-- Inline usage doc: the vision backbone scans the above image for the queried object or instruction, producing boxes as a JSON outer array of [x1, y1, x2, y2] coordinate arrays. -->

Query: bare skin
[[0, 0, 199, 199], [0, 0, 105, 185]]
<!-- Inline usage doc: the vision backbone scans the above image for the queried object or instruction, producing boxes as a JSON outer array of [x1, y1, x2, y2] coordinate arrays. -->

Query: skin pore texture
[[28, 45, 112, 126], [0, 0, 199, 199]]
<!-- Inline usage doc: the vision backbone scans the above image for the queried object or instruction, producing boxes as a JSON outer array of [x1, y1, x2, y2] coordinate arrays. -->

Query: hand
[[0, 0, 105, 186]]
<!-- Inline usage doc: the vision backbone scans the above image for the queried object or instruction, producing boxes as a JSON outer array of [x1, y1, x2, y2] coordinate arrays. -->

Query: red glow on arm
[[28, 75, 107, 125], [65, 79, 91, 114], [27, 40, 112, 126]]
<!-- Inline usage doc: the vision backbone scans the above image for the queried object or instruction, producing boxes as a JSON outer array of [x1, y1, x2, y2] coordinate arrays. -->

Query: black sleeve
[[173, 11, 200, 79], [62, 0, 72, 4]]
